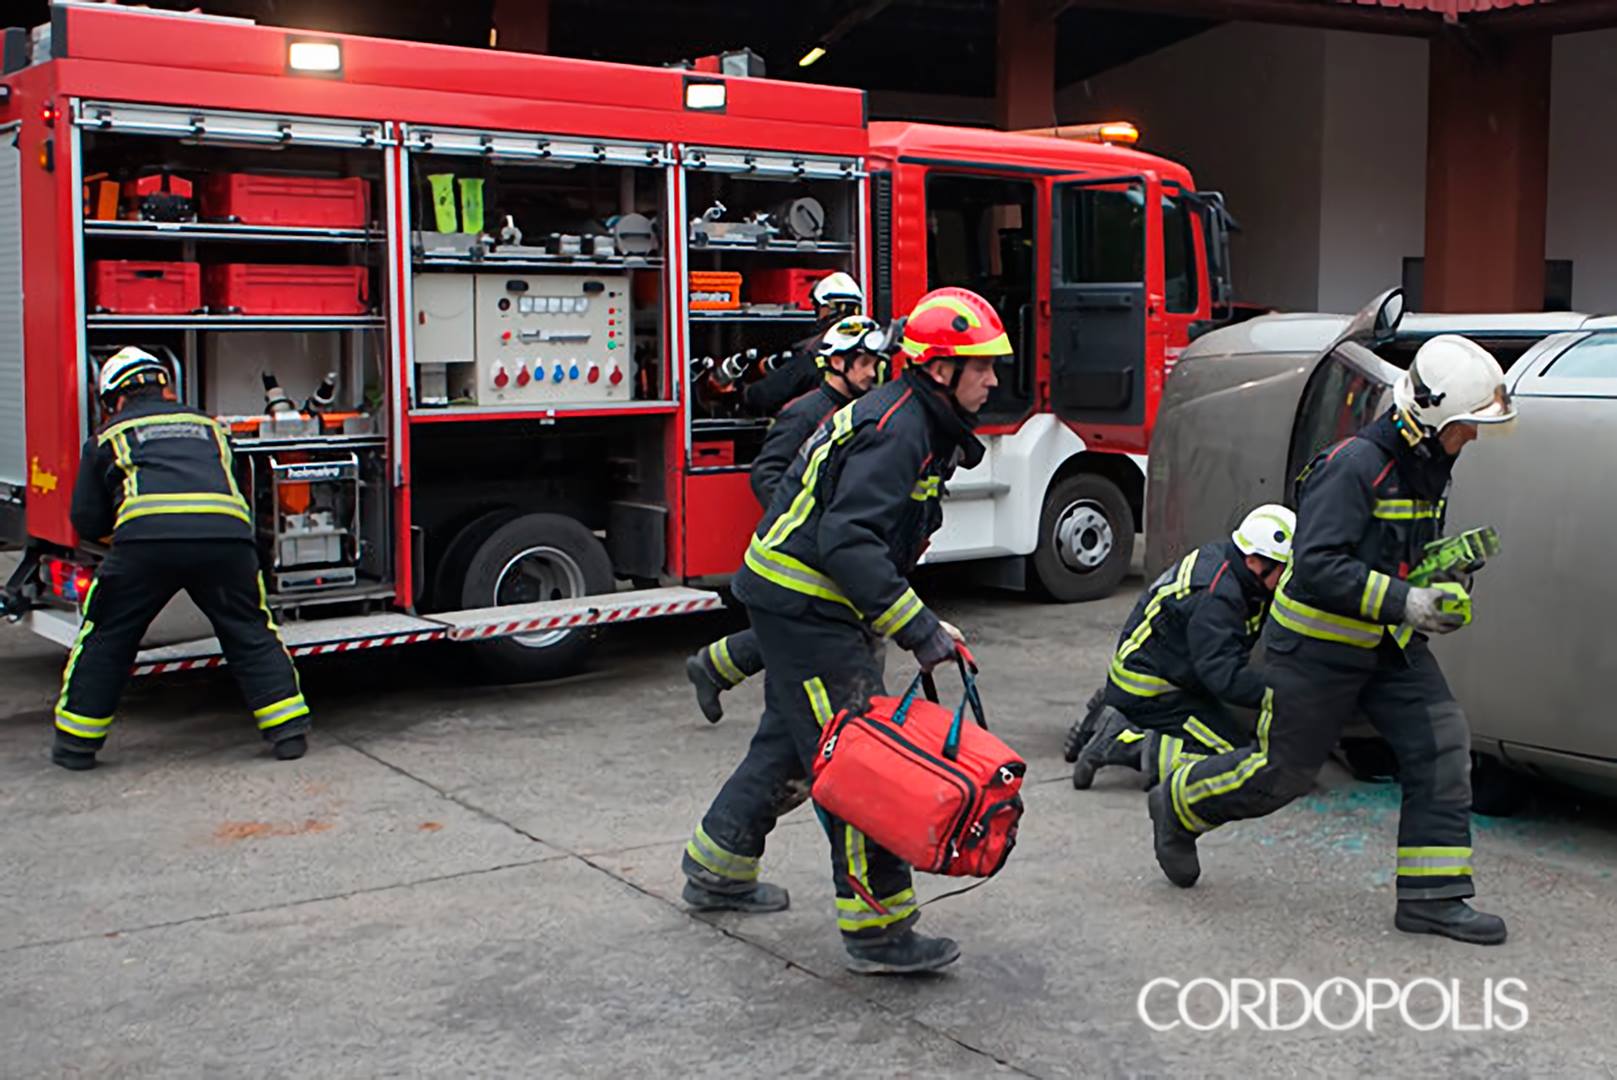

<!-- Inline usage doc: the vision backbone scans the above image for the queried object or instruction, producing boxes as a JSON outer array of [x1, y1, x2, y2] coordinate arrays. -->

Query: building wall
[[1316, 31, 1428, 313], [1547, 27, 1617, 314], [1060, 23, 1327, 312]]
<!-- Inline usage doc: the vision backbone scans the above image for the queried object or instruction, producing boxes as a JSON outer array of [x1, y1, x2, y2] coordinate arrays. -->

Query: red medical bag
[[811, 651, 1025, 879]]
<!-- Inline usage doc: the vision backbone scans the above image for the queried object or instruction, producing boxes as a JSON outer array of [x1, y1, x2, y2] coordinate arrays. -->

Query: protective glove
[[910, 624, 960, 673], [1404, 583, 1470, 635]]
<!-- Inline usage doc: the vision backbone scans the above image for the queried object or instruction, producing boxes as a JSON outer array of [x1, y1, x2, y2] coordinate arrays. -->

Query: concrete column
[[997, 0, 1057, 130], [1423, 32, 1551, 311], [492, 0, 550, 53]]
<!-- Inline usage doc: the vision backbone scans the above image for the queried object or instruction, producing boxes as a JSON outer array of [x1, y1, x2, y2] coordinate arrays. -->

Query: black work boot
[[681, 852, 790, 913], [51, 745, 98, 771], [845, 929, 961, 975], [1395, 899, 1507, 945], [1072, 707, 1136, 789], [686, 653, 726, 724], [272, 734, 308, 761], [1063, 687, 1107, 763], [1148, 782, 1200, 888]]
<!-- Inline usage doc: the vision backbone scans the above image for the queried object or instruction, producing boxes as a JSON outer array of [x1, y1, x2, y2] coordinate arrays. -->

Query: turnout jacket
[[741, 325, 832, 417], [749, 381, 850, 507], [733, 367, 983, 649], [1270, 411, 1454, 651], [70, 395, 253, 544], [1109, 539, 1272, 710]]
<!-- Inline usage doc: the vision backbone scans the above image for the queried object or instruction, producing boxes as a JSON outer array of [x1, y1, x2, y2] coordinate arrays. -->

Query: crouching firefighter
[[1065, 504, 1295, 790], [686, 316, 888, 723], [1147, 335, 1514, 945], [51, 347, 311, 771], [679, 287, 1007, 975]]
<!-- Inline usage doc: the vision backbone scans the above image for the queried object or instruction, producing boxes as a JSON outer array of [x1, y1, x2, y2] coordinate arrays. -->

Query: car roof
[[1186, 309, 1600, 361]]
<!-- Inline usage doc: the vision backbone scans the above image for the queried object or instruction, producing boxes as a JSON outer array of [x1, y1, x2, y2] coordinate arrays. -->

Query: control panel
[[412, 272, 634, 407]]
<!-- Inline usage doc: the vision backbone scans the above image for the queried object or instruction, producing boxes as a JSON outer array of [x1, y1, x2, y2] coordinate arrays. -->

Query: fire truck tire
[[428, 508, 522, 611], [1028, 473, 1133, 603], [459, 513, 615, 683]]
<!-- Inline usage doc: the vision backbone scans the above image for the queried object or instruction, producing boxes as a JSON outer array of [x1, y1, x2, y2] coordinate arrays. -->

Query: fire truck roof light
[[684, 80, 726, 112], [1099, 122, 1140, 145], [798, 46, 827, 68], [288, 39, 342, 75]]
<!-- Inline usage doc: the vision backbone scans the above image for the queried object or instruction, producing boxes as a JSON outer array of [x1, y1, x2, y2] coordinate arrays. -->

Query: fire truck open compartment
[[73, 102, 396, 611], [681, 147, 864, 474]]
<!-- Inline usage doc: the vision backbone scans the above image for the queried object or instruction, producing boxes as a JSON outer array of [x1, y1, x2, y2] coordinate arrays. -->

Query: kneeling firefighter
[[1065, 504, 1294, 790], [1147, 335, 1514, 945], [52, 347, 310, 770], [679, 287, 1008, 975], [687, 316, 888, 723]]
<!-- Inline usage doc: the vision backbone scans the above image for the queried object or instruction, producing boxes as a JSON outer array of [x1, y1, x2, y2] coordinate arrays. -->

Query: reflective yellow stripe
[[758, 404, 855, 552], [685, 824, 760, 882], [1397, 845, 1472, 876], [115, 492, 251, 528], [253, 694, 309, 731], [1391, 624, 1415, 649], [98, 411, 228, 443], [1107, 656, 1175, 698], [111, 432, 137, 502], [1115, 552, 1197, 666], [55, 712, 113, 740], [1257, 688, 1273, 753], [744, 539, 861, 613], [1373, 498, 1446, 521], [1272, 566, 1384, 649], [1115, 727, 1147, 744], [910, 476, 941, 501], [55, 580, 101, 728], [1182, 717, 1233, 754], [1170, 760, 1213, 833], [872, 587, 924, 638], [804, 677, 834, 728], [846, 824, 870, 896], [836, 888, 917, 932], [1360, 571, 1392, 621], [709, 638, 746, 686], [211, 423, 246, 505]]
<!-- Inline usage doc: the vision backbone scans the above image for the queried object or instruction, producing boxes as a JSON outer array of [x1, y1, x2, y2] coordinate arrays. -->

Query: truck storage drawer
[[204, 264, 369, 315], [200, 174, 371, 229], [88, 260, 201, 314]]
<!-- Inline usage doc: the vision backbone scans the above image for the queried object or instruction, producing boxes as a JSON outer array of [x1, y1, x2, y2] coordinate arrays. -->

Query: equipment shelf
[[688, 309, 817, 323], [83, 221, 379, 245], [86, 314, 385, 332]]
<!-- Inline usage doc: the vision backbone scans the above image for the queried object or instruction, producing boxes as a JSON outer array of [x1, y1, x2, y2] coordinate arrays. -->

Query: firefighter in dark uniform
[[740, 272, 866, 418], [1148, 335, 1515, 945], [687, 316, 888, 723], [1065, 504, 1295, 790], [51, 347, 310, 771], [679, 287, 1008, 975]]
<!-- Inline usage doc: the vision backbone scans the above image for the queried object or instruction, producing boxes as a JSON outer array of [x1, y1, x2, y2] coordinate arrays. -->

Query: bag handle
[[894, 646, 986, 761]]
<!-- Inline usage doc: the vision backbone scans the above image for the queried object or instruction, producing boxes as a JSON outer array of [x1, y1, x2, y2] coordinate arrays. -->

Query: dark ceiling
[[12, 0, 1214, 102]]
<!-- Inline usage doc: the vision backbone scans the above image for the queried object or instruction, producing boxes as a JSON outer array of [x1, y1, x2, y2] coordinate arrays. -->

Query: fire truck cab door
[[1048, 173, 1161, 429]]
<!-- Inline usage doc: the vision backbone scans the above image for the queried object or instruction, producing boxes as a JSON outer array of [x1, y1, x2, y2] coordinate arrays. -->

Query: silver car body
[[1147, 290, 1617, 796]]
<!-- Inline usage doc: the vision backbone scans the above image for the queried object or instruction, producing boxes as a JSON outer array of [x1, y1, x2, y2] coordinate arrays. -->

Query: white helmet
[[810, 271, 864, 311], [1393, 334, 1516, 436], [1232, 503, 1296, 564], [817, 315, 883, 359], [97, 346, 169, 402]]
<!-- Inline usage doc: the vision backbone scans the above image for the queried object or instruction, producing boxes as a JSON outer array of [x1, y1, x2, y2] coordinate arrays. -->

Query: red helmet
[[900, 287, 1013, 365]]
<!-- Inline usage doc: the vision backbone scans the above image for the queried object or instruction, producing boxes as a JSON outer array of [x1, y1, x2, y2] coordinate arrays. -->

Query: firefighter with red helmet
[[686, 315, 888, 724], [51, 347, 310, 771], [679, 287, 1007, 975]]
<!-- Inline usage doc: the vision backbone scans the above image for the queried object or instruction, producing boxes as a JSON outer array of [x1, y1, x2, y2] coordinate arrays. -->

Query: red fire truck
[[0, 3, 1234, 682]]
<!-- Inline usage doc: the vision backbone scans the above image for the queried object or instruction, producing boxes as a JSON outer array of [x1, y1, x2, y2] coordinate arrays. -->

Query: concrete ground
[[4, 570, 1617, 1078]]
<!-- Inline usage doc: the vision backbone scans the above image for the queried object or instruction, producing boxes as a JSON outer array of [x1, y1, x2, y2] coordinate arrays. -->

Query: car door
[[1283, 341, 1398, 489], [1434, 331, 1617, 762]]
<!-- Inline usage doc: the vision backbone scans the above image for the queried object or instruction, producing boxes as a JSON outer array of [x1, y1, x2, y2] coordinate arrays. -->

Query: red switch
[[501, 331, 512, 343], [492, 364, 509, 389], [515, 362, 531, 387], [608, 363, 623, 386], [587, 362, 600, 384]]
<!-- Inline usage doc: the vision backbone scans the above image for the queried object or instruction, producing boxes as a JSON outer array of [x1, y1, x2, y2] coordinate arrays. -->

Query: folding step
[[427, 586, 722, 641], [132, 612, 448, 676]]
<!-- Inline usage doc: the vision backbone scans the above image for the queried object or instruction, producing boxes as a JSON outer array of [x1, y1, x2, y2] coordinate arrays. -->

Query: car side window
[[1287, 346, 1391, 492], [1542, 333, 1617, 378]]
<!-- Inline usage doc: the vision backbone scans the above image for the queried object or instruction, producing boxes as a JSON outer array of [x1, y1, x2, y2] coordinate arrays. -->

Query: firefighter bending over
[[1065, 504, 1294, 790], [687, 316, 887, 723], [1147, 335, 1514, 946], [51, 347, 311, 771], [740, 272, 866, 417], [679, 287, 1008, 975]]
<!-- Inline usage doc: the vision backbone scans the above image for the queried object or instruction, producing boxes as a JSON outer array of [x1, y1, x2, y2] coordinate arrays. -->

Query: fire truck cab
[[867, 122, 1234, 600], [0, 3, 1231, 683]]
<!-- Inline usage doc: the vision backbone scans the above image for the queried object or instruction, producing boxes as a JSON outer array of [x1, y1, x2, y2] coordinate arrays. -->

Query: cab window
[[1060, 183, 1144, 285], [1163, 195, 1198, 314]]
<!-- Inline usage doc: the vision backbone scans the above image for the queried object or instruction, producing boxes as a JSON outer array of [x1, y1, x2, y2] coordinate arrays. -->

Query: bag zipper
[[858, 713, 979, 864]]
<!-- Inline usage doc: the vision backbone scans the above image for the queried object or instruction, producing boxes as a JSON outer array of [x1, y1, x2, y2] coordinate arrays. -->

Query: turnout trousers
[[1165, 634, 1476, 901], [683, 606, 916, 941], [54, 540, 310, 749], [1102, 687, 1250, 789], [697, 628, 766, 690]]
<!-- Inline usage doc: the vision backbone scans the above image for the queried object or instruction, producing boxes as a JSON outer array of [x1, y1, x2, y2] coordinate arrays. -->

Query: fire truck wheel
[[1029, 473, 1134, 603], [428, 508, 522, 611], [460, 513, 615, 683]]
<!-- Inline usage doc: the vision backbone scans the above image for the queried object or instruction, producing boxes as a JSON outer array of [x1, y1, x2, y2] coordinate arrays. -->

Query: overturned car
[[1146, 288, 1617, 810]]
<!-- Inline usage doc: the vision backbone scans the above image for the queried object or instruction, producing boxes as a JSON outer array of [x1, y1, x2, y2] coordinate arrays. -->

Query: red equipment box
[[199, 174, 372, 229], [203, 264, 369, 315], [690, 270, 743, 311], [746, 268, 833, 310], [88, 260, 201, 314]]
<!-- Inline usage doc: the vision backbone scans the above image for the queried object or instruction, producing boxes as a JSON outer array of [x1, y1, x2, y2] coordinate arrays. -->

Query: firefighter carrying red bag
[[678, 287, 1018, 975], [812, 648, 1026, 880]]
